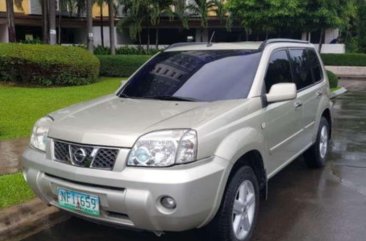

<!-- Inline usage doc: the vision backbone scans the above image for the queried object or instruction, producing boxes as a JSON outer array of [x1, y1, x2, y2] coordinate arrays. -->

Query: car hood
[[48, 95, 246, 147]]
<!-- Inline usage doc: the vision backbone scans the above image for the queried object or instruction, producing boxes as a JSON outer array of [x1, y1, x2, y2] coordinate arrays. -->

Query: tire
[[304, 117, 330, 168], [206, 166, 260, 241]]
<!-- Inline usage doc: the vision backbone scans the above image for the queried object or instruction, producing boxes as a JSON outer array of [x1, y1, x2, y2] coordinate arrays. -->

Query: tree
[[49, 0, 57, 44], [6, 0, 16, 42], [86, 0, 94, 52], [41, 0, 49, 43], [301, 0, 357, 52], [95, 0, 105, 47], [148, 0, 173, 49], [227, 0, 305, 40], [187, 0, 215, 42], [118, 0, 147, 47], [107, 0, 116, 55], [171, 0, 189, 30]]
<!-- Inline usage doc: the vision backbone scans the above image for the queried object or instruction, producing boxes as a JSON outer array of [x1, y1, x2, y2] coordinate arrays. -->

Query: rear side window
[[289, 48, 323, 90], [264, 50, 292, 93], [288, 49, 313, 90], [306, 49, 323, 82]]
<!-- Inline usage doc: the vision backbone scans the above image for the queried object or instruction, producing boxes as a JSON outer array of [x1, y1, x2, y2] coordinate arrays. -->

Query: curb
[[330, 87, 348, 99], [0, 198, 69, 241]]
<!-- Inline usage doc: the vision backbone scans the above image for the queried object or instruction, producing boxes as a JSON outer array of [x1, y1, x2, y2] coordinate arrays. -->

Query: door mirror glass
[[266, 83, 297, 103]]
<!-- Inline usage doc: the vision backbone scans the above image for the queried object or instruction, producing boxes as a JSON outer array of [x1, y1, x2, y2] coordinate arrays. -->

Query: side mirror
[[266, 83, 297, 103]]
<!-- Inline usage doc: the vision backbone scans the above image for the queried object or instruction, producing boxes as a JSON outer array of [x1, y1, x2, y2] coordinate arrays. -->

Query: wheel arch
[[321, 108, 332, 139], [227, 150, 267, 200]]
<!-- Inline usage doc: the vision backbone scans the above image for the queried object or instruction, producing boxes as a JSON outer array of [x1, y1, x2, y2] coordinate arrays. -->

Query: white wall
[[324, 28, 339, 44], [312, 44, 345, 54], [0, 24, 8, 42], [93, 26, 119, 47]]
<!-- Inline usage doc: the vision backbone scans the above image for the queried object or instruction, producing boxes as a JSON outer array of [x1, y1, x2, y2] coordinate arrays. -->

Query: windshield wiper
[[146, 95, 197, 102]]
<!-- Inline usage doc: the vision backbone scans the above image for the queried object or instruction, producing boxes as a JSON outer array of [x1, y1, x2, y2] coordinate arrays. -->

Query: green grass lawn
[[0, 77, 123, 141], [0, 173, 35, 209]]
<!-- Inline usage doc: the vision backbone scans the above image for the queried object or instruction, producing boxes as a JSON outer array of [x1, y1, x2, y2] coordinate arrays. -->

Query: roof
[[165, 39, 311, 52]]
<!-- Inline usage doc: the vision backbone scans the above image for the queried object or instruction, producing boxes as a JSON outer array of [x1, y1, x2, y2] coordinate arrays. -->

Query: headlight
[[30, 116, 53, 152], [127, 129, 197, 167]]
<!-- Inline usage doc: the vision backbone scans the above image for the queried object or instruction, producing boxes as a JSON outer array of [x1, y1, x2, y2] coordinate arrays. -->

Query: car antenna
[[207, 31, 216, 47]]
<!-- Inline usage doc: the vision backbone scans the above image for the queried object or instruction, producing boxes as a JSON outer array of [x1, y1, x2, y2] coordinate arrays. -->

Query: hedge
[[97, 55, 152, 77], [326, 70, 338, 89], [321, 53, 366, 67], [95, 45, 160, 55], [0, 43, 100, 86]]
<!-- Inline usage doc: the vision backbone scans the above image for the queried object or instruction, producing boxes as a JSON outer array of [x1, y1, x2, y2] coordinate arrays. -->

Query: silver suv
[[23, 39, 332, 241]]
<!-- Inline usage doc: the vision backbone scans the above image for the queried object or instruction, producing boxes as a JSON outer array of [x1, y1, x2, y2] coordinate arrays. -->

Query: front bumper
[[22, 147, 228, 232]]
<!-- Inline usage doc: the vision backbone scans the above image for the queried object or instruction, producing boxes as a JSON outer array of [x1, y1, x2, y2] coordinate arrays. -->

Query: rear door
[[263, 49, 304, 174], [288, 48, 324, 146]]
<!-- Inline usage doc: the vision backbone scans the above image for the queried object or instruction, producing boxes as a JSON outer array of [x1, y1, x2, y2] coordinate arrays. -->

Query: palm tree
[[49, 0, 57, 44], [5, 0, 16, 42], [149, 0, 173, 49], [95, 0, 105, 47], [118, 0, 147, 47], [187, 0, 215, 42], [107, 0, 116, 55], [38, 0, 49, 43], [172, 0, 189, 30], [86, 0, 94, 52]]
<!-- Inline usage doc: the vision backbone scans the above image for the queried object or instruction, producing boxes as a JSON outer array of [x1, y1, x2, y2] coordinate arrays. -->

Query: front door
[[262, 49, 304, 175]]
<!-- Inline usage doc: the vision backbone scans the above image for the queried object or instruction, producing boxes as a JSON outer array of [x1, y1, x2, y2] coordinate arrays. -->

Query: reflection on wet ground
[[20, 80, 366, 241]]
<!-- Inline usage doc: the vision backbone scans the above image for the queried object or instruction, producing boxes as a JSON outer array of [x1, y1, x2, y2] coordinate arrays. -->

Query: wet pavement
[[0, 138, 28, 175], [13, 80, 366, 241]]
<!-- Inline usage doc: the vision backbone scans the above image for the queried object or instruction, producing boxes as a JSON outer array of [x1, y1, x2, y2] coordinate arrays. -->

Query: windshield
[[118, 50, 261, 102]]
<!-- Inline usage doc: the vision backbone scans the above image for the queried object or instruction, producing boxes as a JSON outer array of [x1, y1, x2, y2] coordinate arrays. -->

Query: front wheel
[[304, 117, 330, 168], [206, 166, 259, 241]]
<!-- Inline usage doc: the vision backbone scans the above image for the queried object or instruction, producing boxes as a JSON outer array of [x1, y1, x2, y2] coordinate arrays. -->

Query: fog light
[[160, 196, 176, 209]]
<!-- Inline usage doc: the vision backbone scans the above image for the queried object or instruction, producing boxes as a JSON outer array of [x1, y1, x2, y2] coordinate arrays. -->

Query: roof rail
[[165, 42, 207, 50], [259, 38, 309, 50]]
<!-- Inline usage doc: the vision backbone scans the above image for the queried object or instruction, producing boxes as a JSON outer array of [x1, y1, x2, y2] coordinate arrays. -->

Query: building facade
[[0, 0, 345, 53]]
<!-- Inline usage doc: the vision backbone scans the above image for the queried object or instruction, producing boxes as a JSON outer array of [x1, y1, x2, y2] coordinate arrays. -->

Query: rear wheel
[[304, 117, 330, 168], [206, 166, 259, 241]]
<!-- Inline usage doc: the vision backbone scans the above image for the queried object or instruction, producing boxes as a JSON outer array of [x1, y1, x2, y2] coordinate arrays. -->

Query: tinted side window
[[306, 49, 323, 82], [289, 49, 313, 90], [264, 50, 292, 93]]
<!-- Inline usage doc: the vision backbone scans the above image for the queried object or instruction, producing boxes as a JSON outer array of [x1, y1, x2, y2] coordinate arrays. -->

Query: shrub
[[94, 45, 160, 55], [97, 55, 152, 77], [326, 70, 338, 89], [321, 53, 366, 66], [0, 43, 100, 86]]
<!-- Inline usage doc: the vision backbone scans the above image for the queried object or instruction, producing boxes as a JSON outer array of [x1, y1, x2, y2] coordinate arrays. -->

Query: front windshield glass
[[118, 50, 262, 102]]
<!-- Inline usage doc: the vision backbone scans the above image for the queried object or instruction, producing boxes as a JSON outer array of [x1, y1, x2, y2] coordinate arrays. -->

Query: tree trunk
[[147, 27, 150, 52], [86, 0, 94, 52], [42, 0, 49, 43], [49, 0, 57, 45], [108, 1, 115, 55], [318, 28, 325, 53], [58, 8, 61, 44], [200, 28, 203, 42], [6, 0, 16, 42], [100, 4, 104, 47], [155, 28, 159, 50]]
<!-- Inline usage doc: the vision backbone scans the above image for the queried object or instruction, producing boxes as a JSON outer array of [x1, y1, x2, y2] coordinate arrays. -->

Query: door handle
[[294, 101, 303, 108]]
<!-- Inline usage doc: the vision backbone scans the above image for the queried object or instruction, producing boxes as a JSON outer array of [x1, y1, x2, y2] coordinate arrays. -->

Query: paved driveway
[[23, 80, 366, 241]]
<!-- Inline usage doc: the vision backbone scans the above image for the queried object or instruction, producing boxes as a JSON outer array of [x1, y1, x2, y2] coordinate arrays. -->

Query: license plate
[[57, 188, 100, 216]]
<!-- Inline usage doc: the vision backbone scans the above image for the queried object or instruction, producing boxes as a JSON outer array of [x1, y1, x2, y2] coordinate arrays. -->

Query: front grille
[[53, 140, 119, 170]]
